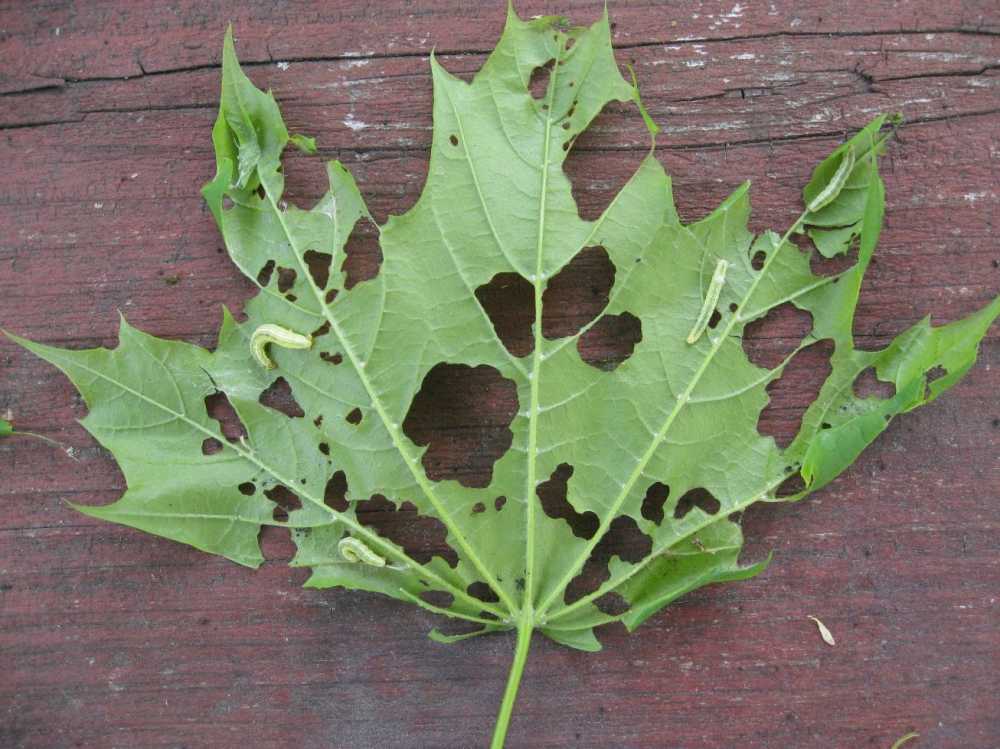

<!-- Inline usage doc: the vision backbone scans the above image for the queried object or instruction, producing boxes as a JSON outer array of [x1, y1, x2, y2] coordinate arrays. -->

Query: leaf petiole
[[490, 615, 534, 749]]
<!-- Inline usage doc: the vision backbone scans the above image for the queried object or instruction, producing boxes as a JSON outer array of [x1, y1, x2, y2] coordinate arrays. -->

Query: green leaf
[[0, 418, 11, 438], [7, 10, 997, 746]]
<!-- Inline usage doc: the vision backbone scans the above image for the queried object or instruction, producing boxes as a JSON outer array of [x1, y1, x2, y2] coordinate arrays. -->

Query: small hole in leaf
[[641, 482, 670, 525], [542, 246, 615, 339], [403, 363, 518, 488], [265, 484, 302, 522], [853, 367, 896, 399], [201, 437, 223, 455], [311, 321, 330, 338], [758, 338, 833, 448], [325, 288, 338, 305], [205, 391, 247, 442], [420, 590, 455, 608], [536, 463, 599, 539], [926, 365, 946, 383], [304, 249, 332, 290], [730, 302, 739, 313], [259, 377, 305, 418], [475, 272, 535, 357], [321, 351, 343, 365], [257, 259, 276, 286], [741, 303, 813, 371], [776, 472, 806, 498], [751, 251, 766, 271], [467, 581, 500, 603], [673, 487, 721, 520], [707, 308, 722, 330], [285, 293, 297, 302], [342, 220, 382, 289], [238, 482, 256, 496], [256, 185, 267, 200], [318, 442, 330, 455], [276, 266, 297, 293], [578, 312, 642, 371], [564, 516, 652, 604], [529, 59, 555, 99], [346, 407, 363, 425], [495, 496, 507, 511], [594, 592, 630, 616], [324, 470, 349, 512], [449, 134, 459, 146], [565, 37, 576, 51], [356, 494, 458, 567], [472, 502, 485, 514]]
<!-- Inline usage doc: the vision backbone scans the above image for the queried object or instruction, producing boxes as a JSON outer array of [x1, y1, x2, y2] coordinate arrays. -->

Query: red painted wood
[[1, 2, 998, 748]]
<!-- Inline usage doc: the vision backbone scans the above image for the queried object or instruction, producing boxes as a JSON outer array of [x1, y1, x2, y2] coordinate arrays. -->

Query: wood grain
[[1, 2, 998, 748]]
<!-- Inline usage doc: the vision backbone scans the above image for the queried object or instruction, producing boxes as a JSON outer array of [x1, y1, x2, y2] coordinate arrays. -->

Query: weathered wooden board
[[1, 2, 998, 748]]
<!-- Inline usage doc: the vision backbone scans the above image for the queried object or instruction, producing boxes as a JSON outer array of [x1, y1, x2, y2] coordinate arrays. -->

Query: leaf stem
[[490, 614, 533, 749]]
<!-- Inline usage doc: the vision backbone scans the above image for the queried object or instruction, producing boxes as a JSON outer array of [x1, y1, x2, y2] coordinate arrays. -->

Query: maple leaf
[[7, 7, 998, 746]]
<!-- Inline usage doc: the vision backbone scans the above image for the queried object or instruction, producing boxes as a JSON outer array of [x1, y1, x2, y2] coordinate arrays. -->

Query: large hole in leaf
[[265, 484, 302, 523], [640, 481, 670, 525], [324, 470, 349, 512], [673, 487, 721, 520], [741, 303, 813, 371], [259, 377, 305, 419], [853, 367, 896, 399], [403, 363, 517, 488], [342, 220, 382, 289], [529, 59, 555, 100], [564, 101, 647, 220], [304, 249, 332, 290], [757, 339, 834, 449], [564, 515, 651, 605], [356, 495, 458, 567], [475, 272, 535, 357], [578, 312, 642, 370], [257, 259, 276, 287], [536, 463, 599, 539], [542, 246, 615, 339], [205, 391, 247, 442], [467, 581, 500, 604]]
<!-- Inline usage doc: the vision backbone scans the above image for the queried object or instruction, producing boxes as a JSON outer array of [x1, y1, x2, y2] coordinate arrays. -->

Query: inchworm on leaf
[[250, 324, 312, 369], [686, 259, 728, 344], [806, 145, 855, 214], [338, 537, 387, 567]]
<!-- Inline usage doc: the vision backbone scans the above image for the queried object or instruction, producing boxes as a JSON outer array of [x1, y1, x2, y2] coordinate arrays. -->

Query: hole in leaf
[[205, 391, 247, 442], [321, 351, 343, 365], [311, 321, 331, 338], [276, 266, 297, 293], [356, 494, 459, 567], [495, 496, 507, 511], [324, 470, 348, 512], [776, 472, 806, 498], [853, 367, 896, 399], [536, 463, 599, 539], [257, 259, 276, 286], [467, 581, 500, 604], [741, 303, 813, 371], [238, 482, 256, 496], [346, 407, 363, 425], [751, 251, 766, 271], [673, 487, 721, 520], [707, 308, 722, 330], [578, 312, 642, 370], [201, 437, 223, 455], [758, 338, 834, 448], [259, 377, 305, 418], [342, 221, 382, 289], [472, 502, 485, 514], [641, 481, 670, 525], [926, 365, 946, 383], [564, 516, 652, 604], [474, 272, 535, 357], [529, 59, 555, 99], [810, 245, 858, 278], [419, 590, 455, 609], [304, 249, 332, 290], [449, 134, 459, 146], [542, 246, 615, 339], [325, 288, 339, 305], [594, 592, 630, 616], [403, 363, 518, 488], [265, 484, 302, 522], [318, 442, 330, 455]]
